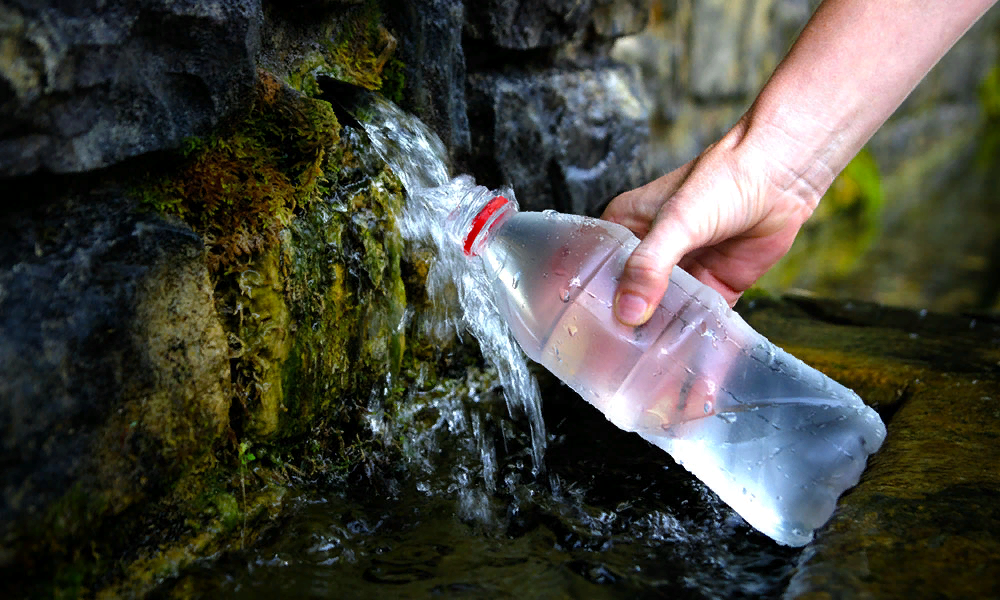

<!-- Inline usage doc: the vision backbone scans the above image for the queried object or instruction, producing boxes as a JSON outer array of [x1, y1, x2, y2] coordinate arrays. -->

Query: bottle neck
[[462, 195, 509, 256]]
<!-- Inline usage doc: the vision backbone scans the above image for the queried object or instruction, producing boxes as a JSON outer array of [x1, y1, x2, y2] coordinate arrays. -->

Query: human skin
[[603, 0, 998, 326]]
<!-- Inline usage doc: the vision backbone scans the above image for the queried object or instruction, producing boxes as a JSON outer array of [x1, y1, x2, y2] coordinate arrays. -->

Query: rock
[[591, 0, 652, 39], [384, 0, 471, 165], [0, 0, 262, 176], [466, 62, 653, 214], [0, 188, 230, 556], [740, 296, 1000, 598], [465, 0, 650, 49], [688, 0, 775, 100]]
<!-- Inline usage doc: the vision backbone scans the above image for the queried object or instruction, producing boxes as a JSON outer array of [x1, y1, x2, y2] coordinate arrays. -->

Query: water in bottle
[[451, 188, 887, 547]]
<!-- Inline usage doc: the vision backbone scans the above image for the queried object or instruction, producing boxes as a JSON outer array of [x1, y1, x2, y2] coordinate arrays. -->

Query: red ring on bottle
[[463, 196, 509, 256]]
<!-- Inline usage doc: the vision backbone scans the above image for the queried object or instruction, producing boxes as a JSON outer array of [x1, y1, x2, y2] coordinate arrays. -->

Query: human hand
[[601, 117, 823, 326]]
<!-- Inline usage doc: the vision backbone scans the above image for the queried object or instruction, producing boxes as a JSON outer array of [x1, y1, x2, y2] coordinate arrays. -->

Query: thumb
[[614, 216, 696, 326]]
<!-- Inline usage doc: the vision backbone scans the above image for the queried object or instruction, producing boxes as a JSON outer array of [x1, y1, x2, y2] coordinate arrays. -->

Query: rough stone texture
[[0, 188, 230, 554], [0, 0, 262, 176], [739, 296, 1000, 598], [385, 0, 471, 165], [467, 63, 652, 214], [465, 0, 650, 49]]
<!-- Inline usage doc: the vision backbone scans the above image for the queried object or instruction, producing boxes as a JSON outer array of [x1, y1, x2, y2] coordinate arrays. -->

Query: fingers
[[614, 214, 695, 326], [601, 158, 697, 237]]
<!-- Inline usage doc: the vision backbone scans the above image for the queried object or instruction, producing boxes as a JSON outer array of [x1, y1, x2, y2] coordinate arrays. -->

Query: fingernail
[[615, 292, 649, 325]]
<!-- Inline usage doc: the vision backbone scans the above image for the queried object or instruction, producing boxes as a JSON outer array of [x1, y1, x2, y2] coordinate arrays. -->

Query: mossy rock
[[219, 125, 409, 443], [259, 0, 405, 102]]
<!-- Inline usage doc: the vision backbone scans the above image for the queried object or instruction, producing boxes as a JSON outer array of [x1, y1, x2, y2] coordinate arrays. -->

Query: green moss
[[212, 493, 241, 532], [136, 71, 341, 272], [380, 57, 407, 105], [283, 0, 402, 99]]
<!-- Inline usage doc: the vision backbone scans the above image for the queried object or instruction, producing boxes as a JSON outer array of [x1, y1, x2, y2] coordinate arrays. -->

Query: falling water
[[360, 97, 548, 476]]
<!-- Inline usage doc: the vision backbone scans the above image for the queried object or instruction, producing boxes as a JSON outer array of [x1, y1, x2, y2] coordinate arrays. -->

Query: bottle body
[[468, 204, 886, 546]]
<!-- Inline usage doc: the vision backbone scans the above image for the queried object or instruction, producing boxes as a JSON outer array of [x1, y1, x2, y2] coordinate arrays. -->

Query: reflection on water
[[154, 370, 799, 599]]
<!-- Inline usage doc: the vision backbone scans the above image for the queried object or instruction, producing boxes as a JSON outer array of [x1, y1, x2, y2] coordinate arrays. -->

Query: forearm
[[741, 0, 997, 205]]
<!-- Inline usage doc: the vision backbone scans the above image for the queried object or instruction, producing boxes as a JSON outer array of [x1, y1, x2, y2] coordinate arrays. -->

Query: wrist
[[735, 99, 845, 213]]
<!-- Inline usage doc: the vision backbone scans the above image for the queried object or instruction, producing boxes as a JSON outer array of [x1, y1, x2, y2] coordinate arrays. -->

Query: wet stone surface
[[741, 295, 1000, 598]]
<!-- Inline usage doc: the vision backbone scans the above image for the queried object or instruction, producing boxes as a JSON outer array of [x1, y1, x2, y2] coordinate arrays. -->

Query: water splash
[[361, 97, 547, 475]]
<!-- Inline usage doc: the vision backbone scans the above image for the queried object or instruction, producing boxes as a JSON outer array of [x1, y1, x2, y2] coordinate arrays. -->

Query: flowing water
[[152, 98, 802, 598]]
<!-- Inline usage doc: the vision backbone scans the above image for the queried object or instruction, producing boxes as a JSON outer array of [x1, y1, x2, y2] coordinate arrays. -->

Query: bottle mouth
[[463, 195, 509, 256]]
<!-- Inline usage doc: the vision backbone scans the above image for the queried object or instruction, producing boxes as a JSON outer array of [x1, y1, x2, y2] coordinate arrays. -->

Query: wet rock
[[0, 0, 262, 176], [0, 188, 230, 560], [384, 0, 471, 164], [466, 63, 652, 214], [215, 125, 408, 441], [465, 0, 650, 49], [740, 295, 1000, 597]]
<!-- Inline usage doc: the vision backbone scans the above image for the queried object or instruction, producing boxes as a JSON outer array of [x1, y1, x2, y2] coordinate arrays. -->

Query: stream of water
[[152, 98, 802, 598], [359, 98, 548, 478]]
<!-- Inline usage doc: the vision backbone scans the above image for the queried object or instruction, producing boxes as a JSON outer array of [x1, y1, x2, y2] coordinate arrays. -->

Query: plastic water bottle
[[452, 189, 886, 546]]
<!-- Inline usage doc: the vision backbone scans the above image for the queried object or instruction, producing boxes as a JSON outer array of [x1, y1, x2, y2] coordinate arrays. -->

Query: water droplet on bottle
[[703, 401, 713, 414], [697, 321, 708, 335], [567, 324, 578, 337], [741, 487, 747, 495], [717, 412, 737, 424], [512, 273, 520, 289], [560, 288, 571, 302]]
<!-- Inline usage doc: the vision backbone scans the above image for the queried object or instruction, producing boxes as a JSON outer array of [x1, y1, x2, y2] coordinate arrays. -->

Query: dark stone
[[0, 0, 262, 176], [384, 0, 470, 165], [466, 62, 652, 214], [0, 185, 230, 556], [464, 0, 650, 49]]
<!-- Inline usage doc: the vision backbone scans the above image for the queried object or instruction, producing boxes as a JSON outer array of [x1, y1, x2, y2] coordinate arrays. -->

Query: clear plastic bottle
[[452, 190, 887, 546]]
